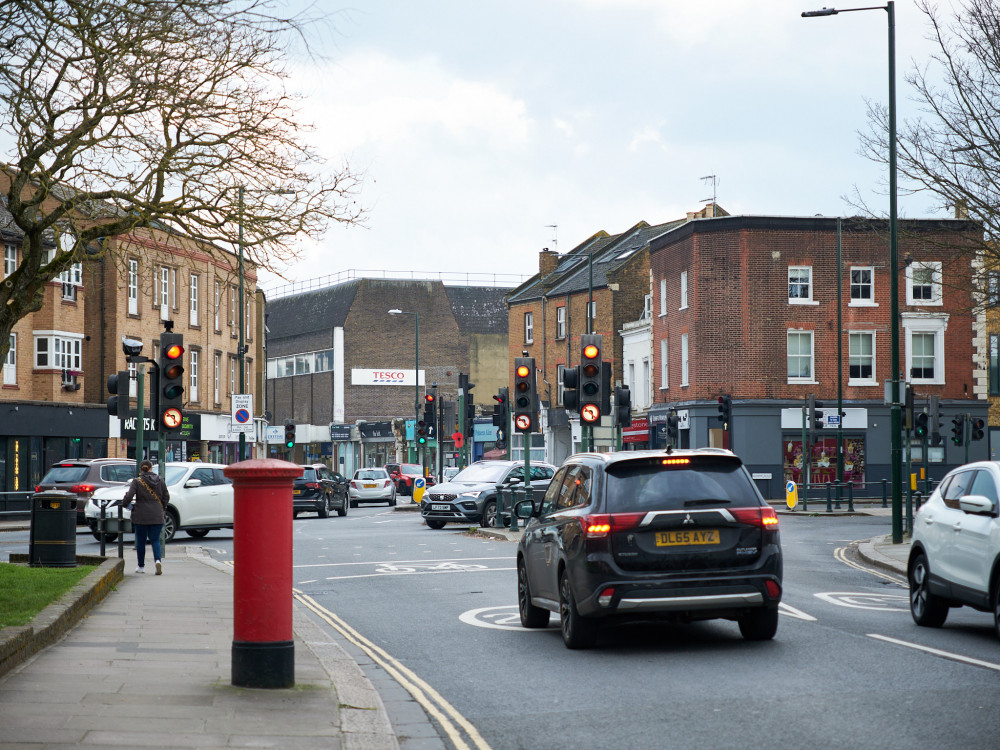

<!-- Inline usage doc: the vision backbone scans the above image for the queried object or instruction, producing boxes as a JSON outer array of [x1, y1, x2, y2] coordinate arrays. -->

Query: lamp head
[[802, 7, 839, 16]]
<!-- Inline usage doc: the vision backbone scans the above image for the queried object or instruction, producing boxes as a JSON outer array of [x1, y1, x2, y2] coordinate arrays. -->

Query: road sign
[[413, 477, 426, 504], [231, 394, 254, 434], [786, 480, 798, 510]]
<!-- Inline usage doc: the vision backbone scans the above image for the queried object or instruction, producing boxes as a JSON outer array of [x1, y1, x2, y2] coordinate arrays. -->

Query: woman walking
[[122, 459, 170, 575]]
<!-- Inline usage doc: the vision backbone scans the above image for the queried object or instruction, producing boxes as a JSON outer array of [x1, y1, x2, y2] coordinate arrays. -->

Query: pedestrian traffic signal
[[158, 332, 185, 432], [951, 414, 966, 446], [562, 365, 580, 411], [904, 385, 915, 432], [284, 423, 296, 449], [492, 387, 509, 428], [579, 334, 603, 424], [614, 385, 632, 428], [513, 357, 537, 432], [971, 417, 986, 442], [914, 410, 929, 439], [718, 394, 733, 428], [106, 370, 130, 418]]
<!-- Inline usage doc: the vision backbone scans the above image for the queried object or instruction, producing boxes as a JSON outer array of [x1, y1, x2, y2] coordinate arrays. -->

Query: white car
[[909, 460, 1000, 638], [85, 462, 234, 542], [349, 468, 396, 507]]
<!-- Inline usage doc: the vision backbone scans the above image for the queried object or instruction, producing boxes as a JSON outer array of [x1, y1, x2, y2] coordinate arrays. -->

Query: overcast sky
[[160, 2, 975, 292]]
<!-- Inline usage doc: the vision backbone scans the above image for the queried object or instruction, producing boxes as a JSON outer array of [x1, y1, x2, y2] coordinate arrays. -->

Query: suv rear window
[[605, 457, 760, 513], [40, 465, 90, 483], [300, 468, 318, 481]]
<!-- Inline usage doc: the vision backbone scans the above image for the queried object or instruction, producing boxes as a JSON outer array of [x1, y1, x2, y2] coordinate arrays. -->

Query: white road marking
[[779, 602, 818, 622], [868, 633, 1000, 672], [460, 605, 559, 631], [294, 555, 512, 569], [815, 592, 909, 612]]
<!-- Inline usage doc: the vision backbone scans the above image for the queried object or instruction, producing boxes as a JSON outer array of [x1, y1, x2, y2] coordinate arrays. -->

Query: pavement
[[0, 502, 911, 749]]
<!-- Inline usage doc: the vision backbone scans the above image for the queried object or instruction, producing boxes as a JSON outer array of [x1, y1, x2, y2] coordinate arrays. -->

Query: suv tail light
[[729, 506, 779, 528], [305, 482, 321, 490], [580, 513, 646, 538], [349, 481, 357, 489], [71, 484, 97, 494]]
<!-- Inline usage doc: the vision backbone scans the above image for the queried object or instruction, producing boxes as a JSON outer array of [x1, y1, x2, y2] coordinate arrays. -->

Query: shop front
[[359, 421, 394, 468], [622, 416, 650, 450]]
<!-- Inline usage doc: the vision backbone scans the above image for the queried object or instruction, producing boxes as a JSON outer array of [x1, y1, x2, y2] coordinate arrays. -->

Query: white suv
[[909, 460, 1000, 638], [86, 462, 233, 542]]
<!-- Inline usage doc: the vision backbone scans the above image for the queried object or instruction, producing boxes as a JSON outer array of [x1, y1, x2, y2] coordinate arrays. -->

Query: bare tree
[[0, 0, 363, 371], [859, 0, 1000, 304]]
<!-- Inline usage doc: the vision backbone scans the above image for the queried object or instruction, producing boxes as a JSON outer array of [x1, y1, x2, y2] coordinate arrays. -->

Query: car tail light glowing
[[34, 485, 41, 492], [304, 482, 321, 490], [660, 458, 690, 466], [71, 484, 97, 494], [580, 513, 646, 538], [597, 587, 616, 607], [729, 506, 779, 528]]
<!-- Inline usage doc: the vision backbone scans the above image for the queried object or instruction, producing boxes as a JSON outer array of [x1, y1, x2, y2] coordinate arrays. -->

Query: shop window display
[[783, 437, 866, 488]]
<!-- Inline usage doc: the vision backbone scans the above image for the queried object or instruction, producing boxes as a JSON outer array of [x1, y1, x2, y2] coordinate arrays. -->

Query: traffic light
[[492, 387, 509, 428], [416, 418, 428, 444], [971, 417, 986, 442], [951, 414, 966, 446], [579, 334, 603, 424], [914, 410, 929, 439], [667, 410, 680, 444], [423, 389, 437, 438], [460, 373, 476, 438], [562, 365, 580, 411], [106, 370, 130, 418], [614, 385, 632, 428], [717, 394, 732, 428], [513, 357, 537, 432], [929, 395, 942, 446], [158, 332, 185, 432], [284, 423, 296, 448], [807, 394, 824, 431], [904, 385, 914, 431]]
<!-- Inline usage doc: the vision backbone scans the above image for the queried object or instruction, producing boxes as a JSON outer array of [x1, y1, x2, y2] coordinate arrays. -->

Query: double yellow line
[[293, 589, 493, 750]]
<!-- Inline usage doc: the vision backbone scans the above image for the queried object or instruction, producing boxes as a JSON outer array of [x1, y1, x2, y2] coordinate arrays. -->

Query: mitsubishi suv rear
[[515, 448, 782, 648]]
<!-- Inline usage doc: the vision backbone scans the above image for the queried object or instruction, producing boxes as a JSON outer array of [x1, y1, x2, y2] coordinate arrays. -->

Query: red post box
[[225, 458, 303, 689]]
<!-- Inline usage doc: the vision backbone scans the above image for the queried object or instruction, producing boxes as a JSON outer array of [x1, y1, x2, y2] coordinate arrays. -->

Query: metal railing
[[0, 490, 32, 517]]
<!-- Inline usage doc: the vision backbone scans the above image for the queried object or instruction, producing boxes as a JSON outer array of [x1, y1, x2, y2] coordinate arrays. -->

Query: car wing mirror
[[959, 494, 995, 515], [184, 478, 203, 488], [514, 498, 537, 519]]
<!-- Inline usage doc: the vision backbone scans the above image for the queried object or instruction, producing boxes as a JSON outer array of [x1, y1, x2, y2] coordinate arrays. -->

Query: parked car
[[441, 466, 461, 482], [85, 462, 233, 542], [515, 448, 783, 648], [34, 458, 137, 524], [349, 468, 396, 507], [387, 463, 434, 496], [293, 464, 349, 518], [420, 460, 556, 529], [908, 460, 1000, 638]]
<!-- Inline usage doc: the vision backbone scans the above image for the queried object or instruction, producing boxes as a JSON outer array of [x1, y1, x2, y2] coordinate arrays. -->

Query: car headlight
[[459, 491, 481, 498]]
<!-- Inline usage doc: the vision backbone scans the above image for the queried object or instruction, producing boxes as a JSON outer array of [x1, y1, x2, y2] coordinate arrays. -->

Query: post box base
[[231, 640, 294, 689]]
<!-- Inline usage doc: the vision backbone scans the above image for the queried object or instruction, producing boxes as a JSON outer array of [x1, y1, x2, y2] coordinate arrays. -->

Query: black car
[[292, 464, 349, 518], [421, 460, 556, 529], [515, 448, 783, 649]]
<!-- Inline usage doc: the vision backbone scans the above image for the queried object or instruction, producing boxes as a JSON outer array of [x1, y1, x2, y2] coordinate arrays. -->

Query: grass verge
[[0, 562, 97, 628]]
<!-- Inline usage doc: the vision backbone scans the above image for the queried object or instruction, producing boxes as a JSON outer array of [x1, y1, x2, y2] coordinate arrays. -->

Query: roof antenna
[[700, 175, 718, 217], [545, 224, 558, 252]]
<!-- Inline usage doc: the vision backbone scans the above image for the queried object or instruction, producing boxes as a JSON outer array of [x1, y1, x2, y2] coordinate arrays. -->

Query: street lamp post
[[803, 2, 903, 543], [237, 186, 293, 462], [388, 309, 419, 463]]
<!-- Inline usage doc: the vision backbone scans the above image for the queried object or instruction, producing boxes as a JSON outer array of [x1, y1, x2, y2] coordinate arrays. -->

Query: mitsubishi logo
[[682, 513, 695, 526]]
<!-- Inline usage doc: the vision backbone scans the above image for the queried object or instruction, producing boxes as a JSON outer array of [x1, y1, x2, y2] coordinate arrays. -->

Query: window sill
[[848, 301, 878, 308], [848, 380, 879, 387], [788, 299, 820, 306], [678, 305, 688, 312], [788, 379, 818, 385], [907, 300, 943, 307]]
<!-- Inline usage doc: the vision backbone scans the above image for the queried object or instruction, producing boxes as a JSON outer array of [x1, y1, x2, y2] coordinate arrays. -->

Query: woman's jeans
[[134, 523, 164, 567]]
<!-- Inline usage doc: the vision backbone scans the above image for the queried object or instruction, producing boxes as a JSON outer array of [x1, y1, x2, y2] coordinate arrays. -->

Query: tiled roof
[[265, 280, 361, 339], [445, 286, 510, 334]]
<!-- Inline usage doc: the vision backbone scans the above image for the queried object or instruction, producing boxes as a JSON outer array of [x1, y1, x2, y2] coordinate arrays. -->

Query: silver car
[[349, 468, 397, 507]]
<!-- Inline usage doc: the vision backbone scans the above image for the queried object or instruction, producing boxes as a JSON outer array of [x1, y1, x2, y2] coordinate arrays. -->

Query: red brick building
[[648, 214, 986, 498]]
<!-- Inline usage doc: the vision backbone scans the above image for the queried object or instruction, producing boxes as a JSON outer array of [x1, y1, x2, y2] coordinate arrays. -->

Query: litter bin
[[29, 490, 78, 567]]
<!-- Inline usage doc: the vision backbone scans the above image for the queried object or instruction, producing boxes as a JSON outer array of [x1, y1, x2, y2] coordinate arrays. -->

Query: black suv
[[34, 458, 137, 524], [421, 460, 556, 529], [515, 448, 783, 649], [292, 464, 349, 518]]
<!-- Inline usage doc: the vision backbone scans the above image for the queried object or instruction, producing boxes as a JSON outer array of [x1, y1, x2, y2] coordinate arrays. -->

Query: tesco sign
[[351, 369, 425, 386]]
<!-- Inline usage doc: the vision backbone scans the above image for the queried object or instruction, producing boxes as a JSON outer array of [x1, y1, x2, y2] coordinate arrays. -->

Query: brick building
[[1, 204, 260, 503], [264, 278, 510, 476], [506, 204, 724, 466], [648, 213, 986, 499]]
